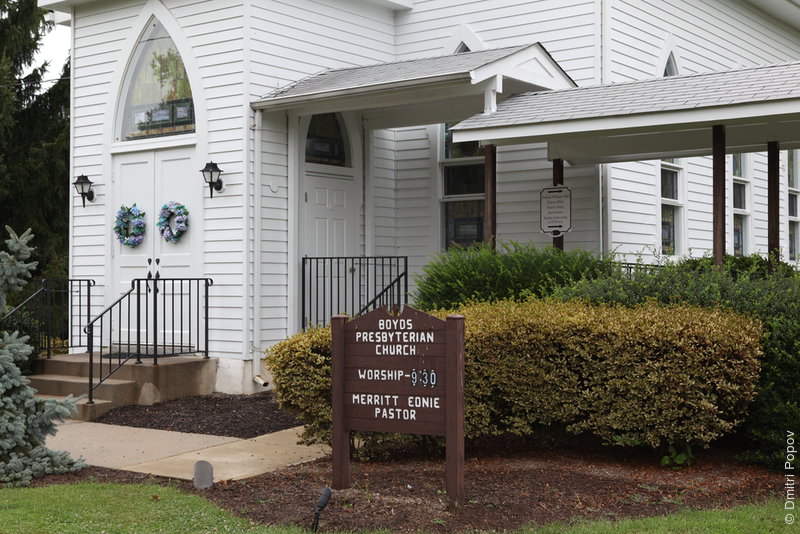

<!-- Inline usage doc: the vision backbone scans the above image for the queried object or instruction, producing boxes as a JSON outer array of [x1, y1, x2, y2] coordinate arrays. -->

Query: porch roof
[[451, 60, 800, 164], [251, 43, 576, 129]]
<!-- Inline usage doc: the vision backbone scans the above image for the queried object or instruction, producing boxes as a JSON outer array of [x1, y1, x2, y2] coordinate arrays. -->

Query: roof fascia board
[[549, 118, 800, 164], [259, 78, 488, 117], [452, 98, 800, 144], [253, 73, 470, 111]]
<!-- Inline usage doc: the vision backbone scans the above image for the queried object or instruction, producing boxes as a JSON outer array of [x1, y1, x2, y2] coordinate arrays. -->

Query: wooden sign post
[[331, 306, 465, 511]]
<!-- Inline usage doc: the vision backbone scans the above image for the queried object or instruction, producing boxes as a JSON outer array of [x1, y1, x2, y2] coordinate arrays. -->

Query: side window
[[660, 158, 683, 255], [442, 123, 484, 249], [730, 153, 750, 257], [305, 113, 349, 167], [118, 18, 195, 141], [788, 150, 799, 261]]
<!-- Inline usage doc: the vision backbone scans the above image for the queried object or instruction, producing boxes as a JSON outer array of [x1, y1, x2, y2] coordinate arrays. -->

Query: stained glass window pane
[[733, 182, 746, 210], [119, 19, 194, 141], [734, 214, 745, 257], [732, 154, 743, 178], [306, 113, 348, 166], [661, 205, 676, 255], [444, 164, 484, 196], [444, 123, 482, 159], [444, 200, 484, 249], [661, 168, 678, 200]]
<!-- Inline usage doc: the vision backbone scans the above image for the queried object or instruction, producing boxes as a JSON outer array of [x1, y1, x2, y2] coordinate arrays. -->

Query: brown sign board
[[331, 306, 465, 511]]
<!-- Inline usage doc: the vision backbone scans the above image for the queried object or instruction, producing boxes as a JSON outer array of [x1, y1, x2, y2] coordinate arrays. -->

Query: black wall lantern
[[73, 175, 95, 207], [200, 161, 223, 197]]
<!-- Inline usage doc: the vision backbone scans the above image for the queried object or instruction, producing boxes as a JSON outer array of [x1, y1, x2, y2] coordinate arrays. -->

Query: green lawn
[[528, 499, 794, 534], [0, 482, 792, 534], [0, 481, 301, 534]]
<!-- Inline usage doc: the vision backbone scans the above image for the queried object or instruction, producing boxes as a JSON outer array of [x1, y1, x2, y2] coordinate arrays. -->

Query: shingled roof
[[263, 45, 529, 101], [453, 60, 800, 131]]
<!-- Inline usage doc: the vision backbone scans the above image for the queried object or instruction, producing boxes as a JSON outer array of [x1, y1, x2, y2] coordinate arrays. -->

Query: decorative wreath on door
[[114, 204, 146, 248], [157, 201, 189, 243]]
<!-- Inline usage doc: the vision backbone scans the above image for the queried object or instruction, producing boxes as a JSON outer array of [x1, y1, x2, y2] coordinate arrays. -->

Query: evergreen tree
[[1, 1, 70, 281], [0, 226, 82, 487]]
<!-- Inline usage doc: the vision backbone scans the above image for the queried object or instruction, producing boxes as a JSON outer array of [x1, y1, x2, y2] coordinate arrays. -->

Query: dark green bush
[[675, 253, 797, 279], [553, 262, 800, 468], [413, 242, 616, 310], [266, 299, 761, 456]]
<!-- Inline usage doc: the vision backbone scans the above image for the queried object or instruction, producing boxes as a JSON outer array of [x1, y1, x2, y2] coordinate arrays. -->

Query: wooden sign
[[331, 306, 465, 511]]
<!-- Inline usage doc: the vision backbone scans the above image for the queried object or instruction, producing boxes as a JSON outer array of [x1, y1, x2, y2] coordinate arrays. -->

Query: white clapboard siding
[[607, 0, 800, 262]]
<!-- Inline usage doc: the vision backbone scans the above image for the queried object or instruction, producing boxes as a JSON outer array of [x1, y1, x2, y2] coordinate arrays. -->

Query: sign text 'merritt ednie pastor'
[[331, 305, 465, 510]]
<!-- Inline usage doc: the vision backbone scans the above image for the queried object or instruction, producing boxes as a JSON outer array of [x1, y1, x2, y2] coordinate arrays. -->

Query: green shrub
[[674, 253, 797, 279], [413, 242, 616, 310], [554, 263, 800, 468], [266, 299, 761, 456]]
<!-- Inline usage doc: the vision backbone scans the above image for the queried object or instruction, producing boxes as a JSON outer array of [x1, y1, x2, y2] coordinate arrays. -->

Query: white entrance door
[[112, 147, 201, 349], [301, 165, 361, 327]]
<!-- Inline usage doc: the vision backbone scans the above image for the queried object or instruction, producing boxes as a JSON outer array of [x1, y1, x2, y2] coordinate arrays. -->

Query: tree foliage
[[0, 226, 82, 486], [1, 0, 70, 281]]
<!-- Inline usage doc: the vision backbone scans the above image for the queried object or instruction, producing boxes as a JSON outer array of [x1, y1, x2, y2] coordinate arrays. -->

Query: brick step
[[34, 394, 116, 421]]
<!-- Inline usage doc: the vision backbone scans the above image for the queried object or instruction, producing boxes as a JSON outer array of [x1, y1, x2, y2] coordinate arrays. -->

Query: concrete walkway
[[48, 420, 330, 482]]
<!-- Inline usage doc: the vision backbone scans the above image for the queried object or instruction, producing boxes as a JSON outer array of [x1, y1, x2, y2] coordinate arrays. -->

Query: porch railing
[[301, 256, 408, 328], [0, 278, 95, 357], [84, 277, 212, 404]]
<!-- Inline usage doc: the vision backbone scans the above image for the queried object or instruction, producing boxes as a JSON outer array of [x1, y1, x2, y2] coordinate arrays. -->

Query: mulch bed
[[40, 393, 784, 532], [95, 391, 301, 438]]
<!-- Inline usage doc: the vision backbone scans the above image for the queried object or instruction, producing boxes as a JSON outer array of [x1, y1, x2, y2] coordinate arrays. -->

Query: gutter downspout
[[252, 109, 267, 386]]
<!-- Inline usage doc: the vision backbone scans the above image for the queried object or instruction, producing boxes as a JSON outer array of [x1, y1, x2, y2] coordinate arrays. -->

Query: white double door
[[112, 147, 201, 346]]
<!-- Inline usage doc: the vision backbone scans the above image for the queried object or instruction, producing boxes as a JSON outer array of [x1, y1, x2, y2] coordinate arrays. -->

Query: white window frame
[[440, 124, 485, 250], [730, 153, 751, 257], [659, 159, 684, 256], [788, 150, 800, 262]]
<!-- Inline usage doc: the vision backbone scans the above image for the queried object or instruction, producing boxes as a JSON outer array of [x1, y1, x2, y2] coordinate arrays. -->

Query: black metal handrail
[[357, 273, 406, 316], [301, 256, 408, 328], [84, 277, 212, 404], [0, 278, 95, 357]]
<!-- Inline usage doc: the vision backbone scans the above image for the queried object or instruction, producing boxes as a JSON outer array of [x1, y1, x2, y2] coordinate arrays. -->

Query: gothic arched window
[[305, 113, 349, 167], [118, 18, 195, 141]]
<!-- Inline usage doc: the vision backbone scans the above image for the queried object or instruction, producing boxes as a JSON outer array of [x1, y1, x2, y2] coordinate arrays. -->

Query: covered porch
[[251, 44, 577, 329], [452, 60, 800, 265]]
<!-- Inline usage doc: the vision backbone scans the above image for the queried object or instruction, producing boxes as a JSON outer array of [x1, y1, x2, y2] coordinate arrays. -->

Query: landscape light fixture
[[200, 161, 223, 197], [72, 175, 95, 207]]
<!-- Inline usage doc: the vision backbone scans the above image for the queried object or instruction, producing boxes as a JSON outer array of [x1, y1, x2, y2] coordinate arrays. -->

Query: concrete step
[[29, 374, 138, 406], [27, 353, 217, 421], [33, 353, 209, 381], [34, 394, 116, 421]]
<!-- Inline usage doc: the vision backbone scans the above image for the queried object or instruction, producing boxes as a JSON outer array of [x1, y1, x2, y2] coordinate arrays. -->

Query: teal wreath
[[157, 201, 189, 243], [114, 204, 146, 248]]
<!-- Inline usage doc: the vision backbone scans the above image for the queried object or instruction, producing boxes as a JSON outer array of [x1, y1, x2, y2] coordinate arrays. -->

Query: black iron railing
[[301, 256, 408, 328], [617, 262, 665, 277], [0, 279, 95, 357], [84, 277, 212, 404]]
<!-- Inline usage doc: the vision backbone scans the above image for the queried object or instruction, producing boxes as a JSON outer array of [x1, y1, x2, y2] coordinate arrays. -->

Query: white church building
[[39, 0, 800, 393]]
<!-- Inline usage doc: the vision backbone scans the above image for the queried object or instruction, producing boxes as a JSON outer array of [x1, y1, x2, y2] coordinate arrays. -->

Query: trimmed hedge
[[413, 242, 616, 310], [554, 263, 800, 468], [266, 299, 762, 454]]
